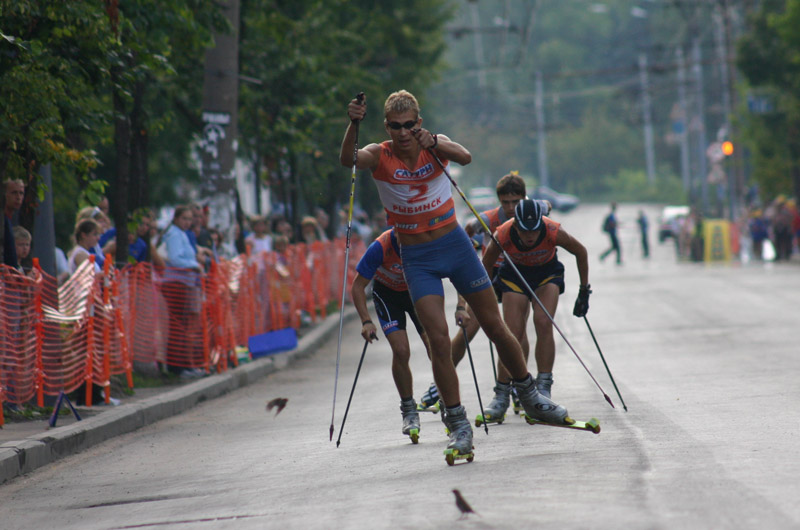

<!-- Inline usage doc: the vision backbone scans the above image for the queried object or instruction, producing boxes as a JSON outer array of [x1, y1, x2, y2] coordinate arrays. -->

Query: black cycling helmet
[[514, 198, 544, 231]]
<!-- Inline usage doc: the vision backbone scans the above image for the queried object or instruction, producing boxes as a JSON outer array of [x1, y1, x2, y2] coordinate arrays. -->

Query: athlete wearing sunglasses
[[339, 90, 570, 465]]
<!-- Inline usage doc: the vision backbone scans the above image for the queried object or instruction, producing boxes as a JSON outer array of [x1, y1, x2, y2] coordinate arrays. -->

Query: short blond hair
[[12, 225, 31, 242], [384, 90, 420, 119]]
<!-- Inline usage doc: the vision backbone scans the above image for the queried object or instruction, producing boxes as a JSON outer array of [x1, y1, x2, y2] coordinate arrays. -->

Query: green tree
[[238, 0, 453, 231], [737, 0, 800, 200]]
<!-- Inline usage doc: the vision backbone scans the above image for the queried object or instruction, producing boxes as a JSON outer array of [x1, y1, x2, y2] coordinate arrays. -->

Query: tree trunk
[[112, 69, 131, 267]]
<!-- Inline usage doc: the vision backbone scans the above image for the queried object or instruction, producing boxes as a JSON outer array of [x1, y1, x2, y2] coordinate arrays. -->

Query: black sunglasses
[[386, 120, 417, 130]]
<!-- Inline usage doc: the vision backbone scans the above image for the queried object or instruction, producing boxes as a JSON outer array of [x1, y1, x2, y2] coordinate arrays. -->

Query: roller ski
[[416, 382, 441, 413], [475, 382, 510, 427], [524, 415, 601, 434], [513, 374, 570, 425], [400, 399, 420, 444], [442, 405, 474, 466]]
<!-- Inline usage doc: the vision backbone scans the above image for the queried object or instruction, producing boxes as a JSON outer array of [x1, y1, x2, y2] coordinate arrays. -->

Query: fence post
[[33, 258, 45, 407]]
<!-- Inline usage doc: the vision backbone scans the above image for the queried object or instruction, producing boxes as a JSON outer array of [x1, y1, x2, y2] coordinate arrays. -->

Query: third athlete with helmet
[[477, 198, 591, 425]]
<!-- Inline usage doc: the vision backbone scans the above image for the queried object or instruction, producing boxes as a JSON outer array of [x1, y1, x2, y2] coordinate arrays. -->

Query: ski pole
[[330, 92, 365, 441], [336, 338, 371, 447], [427, 148, 615, 409], [488, 341, 497, 382], [462, 325, 489, 435], [584, 316, 627, 412]]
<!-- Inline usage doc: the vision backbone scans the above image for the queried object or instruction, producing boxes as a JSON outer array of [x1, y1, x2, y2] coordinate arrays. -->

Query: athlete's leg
[[384, 330, 413, 398], [462, 287, 527, 379], [491, 291, 529, 383], [449, 305, 480, 367], [531, 283, 560, 373], [414, 294, 461, 407]]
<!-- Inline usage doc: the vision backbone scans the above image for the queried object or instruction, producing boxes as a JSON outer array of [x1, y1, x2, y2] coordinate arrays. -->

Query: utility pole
[[692, 38, 709, 215], [676, 47, 692, 194], [468, 0, 487, 89], [535, 70, 549, 188], [199, 0, 240, 244], [639, 53, 656, 185]]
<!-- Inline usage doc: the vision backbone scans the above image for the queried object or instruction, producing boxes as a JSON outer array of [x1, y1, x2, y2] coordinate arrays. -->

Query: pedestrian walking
[[600, 202, 622, 264]]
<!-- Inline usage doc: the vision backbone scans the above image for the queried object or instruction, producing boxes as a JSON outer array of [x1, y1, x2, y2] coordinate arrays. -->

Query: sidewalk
[[0, 308, 356, 484]]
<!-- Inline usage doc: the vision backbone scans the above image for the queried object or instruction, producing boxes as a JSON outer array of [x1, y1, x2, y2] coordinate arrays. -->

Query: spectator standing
[[599, 202, 622, 264], [637, 209, 650, 258], [748, 209, 769, 260], [772, 197, 794, 261], [162, 206, 204, 378], [300, 216, 320, 245], [3, 179, 25, 268], [314, 207, 331, 242]]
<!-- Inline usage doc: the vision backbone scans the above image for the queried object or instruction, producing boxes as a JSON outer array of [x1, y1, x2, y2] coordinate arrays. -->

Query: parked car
[[531, 186, 580, 212], [658, 205, 690, 242]]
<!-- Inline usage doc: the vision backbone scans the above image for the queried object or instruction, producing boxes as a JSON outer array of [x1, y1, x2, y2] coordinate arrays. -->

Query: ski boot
[[513, 374, 570, 426], [417, 382, 440, 413], [536, 372, 553, 399], [511, 385, 523, 415], [443, 405, 474, 466], [400, 398, 420, 444], [475, 382, 511, 427]]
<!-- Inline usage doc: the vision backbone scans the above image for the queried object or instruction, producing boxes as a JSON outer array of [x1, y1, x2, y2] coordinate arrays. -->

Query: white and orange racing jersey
[[371, 141, 457, 234]]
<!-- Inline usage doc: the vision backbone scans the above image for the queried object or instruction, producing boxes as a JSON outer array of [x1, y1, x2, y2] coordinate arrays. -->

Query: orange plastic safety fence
[[0, 237, 368, 410], [0, 265, 40, 407]]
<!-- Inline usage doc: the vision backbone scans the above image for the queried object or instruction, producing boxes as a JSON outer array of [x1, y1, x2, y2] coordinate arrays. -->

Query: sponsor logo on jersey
[[382, 320, 399, 332], [393, 163, 434, 182], [395, 222, 418, 230]]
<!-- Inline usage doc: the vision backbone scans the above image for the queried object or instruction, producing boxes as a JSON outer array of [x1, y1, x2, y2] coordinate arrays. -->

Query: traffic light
[[721, 141, 734, 156]]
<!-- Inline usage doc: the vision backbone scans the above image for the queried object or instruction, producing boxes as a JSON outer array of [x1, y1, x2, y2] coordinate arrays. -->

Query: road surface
[[1, 203, 798, 529]]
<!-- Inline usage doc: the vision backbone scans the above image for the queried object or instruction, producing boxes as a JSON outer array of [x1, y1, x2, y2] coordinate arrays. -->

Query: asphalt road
[[1, 203, 798, 530]]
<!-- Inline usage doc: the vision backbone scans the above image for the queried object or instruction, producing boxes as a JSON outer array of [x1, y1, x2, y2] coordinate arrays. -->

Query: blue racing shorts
[[372, 281, 424, 336], [400, 226, 491, 303]]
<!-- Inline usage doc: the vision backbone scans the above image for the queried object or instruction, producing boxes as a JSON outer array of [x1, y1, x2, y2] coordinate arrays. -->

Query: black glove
[[573, 284, 591, 317]]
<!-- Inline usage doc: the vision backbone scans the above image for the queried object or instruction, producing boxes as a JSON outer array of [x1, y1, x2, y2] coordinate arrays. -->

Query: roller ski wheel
[[444, 447, 475, 466], [475, 413, 504, 427], [523, 415, 601, 434], [408, 428, 420, 444]]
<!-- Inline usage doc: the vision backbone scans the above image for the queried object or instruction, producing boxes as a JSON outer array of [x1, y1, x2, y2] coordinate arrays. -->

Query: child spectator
[[245, 215, 272, 255], [68, 219, 102, 274], [12, 225, 31, 272]]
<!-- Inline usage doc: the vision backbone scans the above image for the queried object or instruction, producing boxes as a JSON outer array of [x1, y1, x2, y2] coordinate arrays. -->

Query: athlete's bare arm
[[481, 237, 502, 276], [420, 133, 471, 166], [556, 228, 589, 287], [339, 96, 381, 171], [350, 273, 378, 342]]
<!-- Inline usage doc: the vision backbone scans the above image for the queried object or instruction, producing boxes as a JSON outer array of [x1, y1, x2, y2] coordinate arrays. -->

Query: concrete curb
[[0, 308, 355, 484]]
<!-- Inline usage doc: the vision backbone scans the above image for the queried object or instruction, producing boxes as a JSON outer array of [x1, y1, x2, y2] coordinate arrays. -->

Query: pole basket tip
[[329, 425, 334, 441], [605, 394, 616, 409]]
